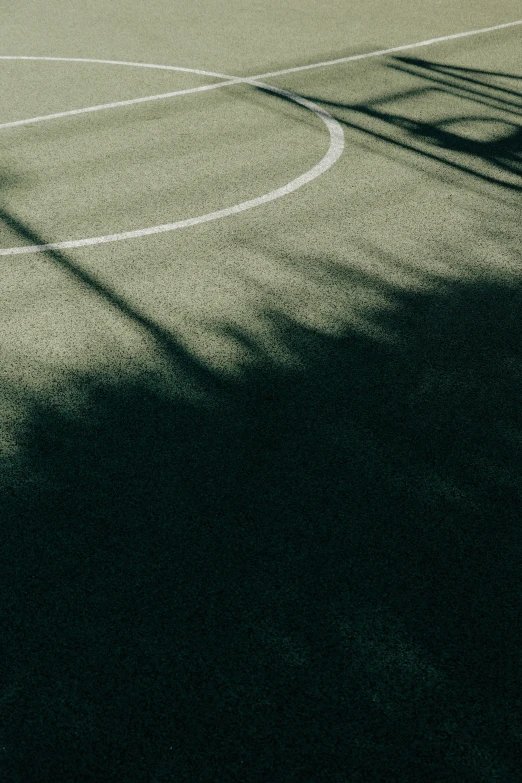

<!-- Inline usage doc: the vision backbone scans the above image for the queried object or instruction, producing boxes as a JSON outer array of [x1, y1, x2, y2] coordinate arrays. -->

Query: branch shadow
[[1, 191, 521, 783]]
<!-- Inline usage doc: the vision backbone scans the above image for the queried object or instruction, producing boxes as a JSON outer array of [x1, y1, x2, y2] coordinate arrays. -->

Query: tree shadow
[[1, 193, 521, 782]]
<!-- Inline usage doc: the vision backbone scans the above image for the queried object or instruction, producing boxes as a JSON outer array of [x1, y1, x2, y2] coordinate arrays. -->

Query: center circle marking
[[0, 57, 344, 256]]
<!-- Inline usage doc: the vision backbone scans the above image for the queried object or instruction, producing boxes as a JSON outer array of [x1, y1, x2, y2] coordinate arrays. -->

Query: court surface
[[1, 3, 521, 780]]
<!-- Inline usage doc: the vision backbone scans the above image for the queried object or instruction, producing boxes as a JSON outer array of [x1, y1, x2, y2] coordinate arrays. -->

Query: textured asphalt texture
[[1, 3, 522, 781]]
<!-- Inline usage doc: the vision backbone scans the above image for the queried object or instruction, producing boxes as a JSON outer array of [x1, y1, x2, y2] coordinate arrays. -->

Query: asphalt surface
[[1, 3, 521, 781]]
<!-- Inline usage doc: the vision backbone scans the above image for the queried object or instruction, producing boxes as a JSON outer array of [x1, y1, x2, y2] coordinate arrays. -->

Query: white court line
[[0, 56, 232, 79], [0, 86, 345, 255], [2, 20, 521, 130], [251, 19, 522, 79], [0, 18, 520, 255], [0, 79, 240, 130]]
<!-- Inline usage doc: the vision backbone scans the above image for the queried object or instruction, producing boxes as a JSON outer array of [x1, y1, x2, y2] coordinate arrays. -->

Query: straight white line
[[250, 19, 522, 79], [2, 20, 520, 131], [0, 79, 240, 130], [0, 18, 519, 255]]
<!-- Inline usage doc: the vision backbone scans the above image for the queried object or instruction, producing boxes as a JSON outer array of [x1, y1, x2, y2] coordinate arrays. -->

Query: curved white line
[[3, 17, 520, 130], [0, 78, 344, 255], [0, 56, 233, 79], [5, 15, 515, 254], [0, 58, 241, 130]]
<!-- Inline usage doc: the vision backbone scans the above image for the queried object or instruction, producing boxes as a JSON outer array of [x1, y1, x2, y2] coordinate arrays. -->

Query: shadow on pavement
[[0, 185, 521, 782], [255, 55, 522, 193]]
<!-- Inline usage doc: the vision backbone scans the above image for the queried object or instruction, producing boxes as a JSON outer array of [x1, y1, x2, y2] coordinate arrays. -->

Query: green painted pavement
[[1, 3, 521, 781]]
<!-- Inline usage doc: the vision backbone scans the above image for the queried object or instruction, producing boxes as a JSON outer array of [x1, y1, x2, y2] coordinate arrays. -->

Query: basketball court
[[1, 3, 521, 780]]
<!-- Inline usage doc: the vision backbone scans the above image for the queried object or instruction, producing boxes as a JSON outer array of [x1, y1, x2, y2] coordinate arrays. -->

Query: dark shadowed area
[[1, 49, 521, 783]]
